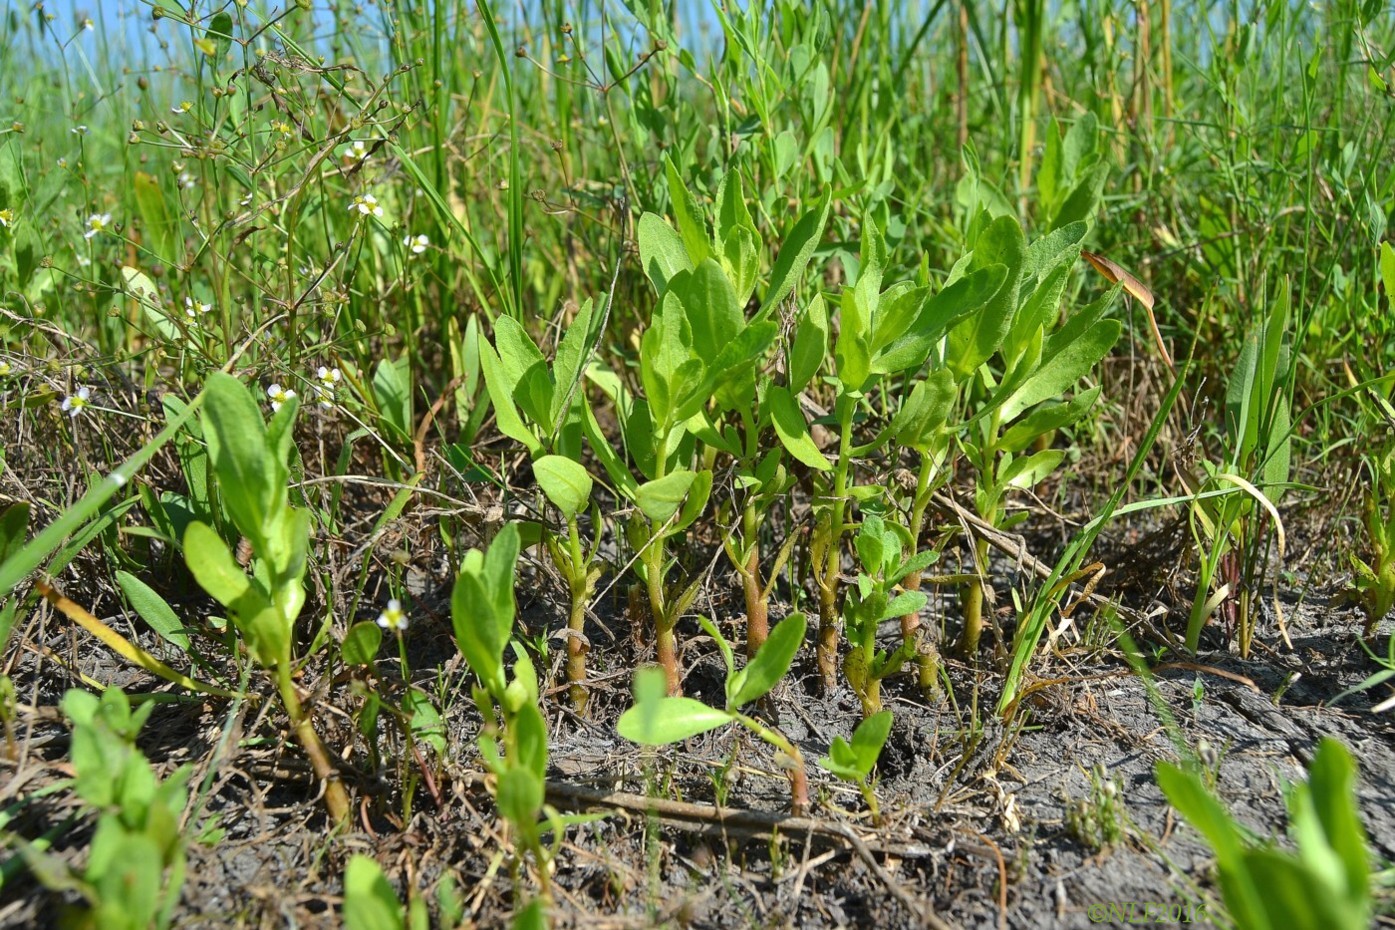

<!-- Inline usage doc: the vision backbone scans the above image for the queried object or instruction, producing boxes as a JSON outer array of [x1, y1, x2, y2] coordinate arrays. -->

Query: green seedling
[[1184, 286, 1292, 656], [451, 522, 600, 923], [536, 455, 603, 712], [618, 613, 810, 814], [11, 688, 192, 930], [1157, 737, 1371, 930], [1064, 764, 1127, 852], [591, 165, 827, 692], [181, 372, 350, 823], [342, 854, 429, 930], [805, 214, 992, 689], [816, 710, 893, 824], [842, 513, 937, 717], [886, 368, 958, 694], [652, 168, 829, 658], [480, 298, 605, 708], [949, 211, 1120, 658]]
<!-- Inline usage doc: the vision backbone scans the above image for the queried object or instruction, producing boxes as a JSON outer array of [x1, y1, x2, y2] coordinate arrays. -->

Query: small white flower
[[82, 17, 94, 31], [266, 383, 296, 411], [84, 213, 112, 239], [313, 367, 342, 408], [348, 192, 383, 218], [71, 124, 88, 135], [178, 171, 196, 190], [185, 296, 213, 318], [171, 101, 193, 114], [376, 599, 408, 632], [57, 157, 69, 169], [61, 386, 92, 418], [402, 233, 429, 254], [345, 140, 370, 161], [0, 209, 13, 229]]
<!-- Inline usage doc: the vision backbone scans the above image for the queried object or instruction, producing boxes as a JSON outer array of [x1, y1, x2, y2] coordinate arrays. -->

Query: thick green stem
[[958, 536, 990, 658], [277, 661, 350, 824], [741, 505, 768, 658], [817, 395, 856, 691], [860, 780, 882, 826], [564, 519, 589, 713], [643, 430, 680, 694]]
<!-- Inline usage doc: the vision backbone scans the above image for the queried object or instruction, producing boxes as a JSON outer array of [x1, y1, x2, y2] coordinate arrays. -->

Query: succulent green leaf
[[534, 455, 593, 519], [635, 470, 697, 523], [618, 694, 731, 745]]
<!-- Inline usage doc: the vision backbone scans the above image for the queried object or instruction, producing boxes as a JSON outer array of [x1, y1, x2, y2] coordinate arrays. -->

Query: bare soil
[[3, 460, 1394, 930]]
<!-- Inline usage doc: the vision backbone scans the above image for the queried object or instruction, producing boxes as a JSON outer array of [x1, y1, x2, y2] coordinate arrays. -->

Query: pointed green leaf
[[789, 293, 829, 393], [116, 570, 191, 651], [635, 470, 696, 523], [664, 157, 710, 265], [767, 386, 831, 470], [669, 259, 743, 364], [850, 710, 894, 773], [947, 216, 1025, 379], [1001, 320, 1120, 421], [764, 187, 831, 312], [729, 612, 805, 709], [638, 213, 693, 294]]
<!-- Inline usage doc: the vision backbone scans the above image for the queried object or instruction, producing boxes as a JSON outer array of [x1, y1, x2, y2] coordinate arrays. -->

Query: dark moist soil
[[3, 459, 1394, 928]]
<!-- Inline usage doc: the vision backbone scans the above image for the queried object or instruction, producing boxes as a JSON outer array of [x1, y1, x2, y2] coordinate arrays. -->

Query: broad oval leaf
[[638, 212, 692, 294], [617, 695, 731, 745], [341, 621, 383, 666], [534, 455, 593, 519], [634, 470, 696, 523]]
